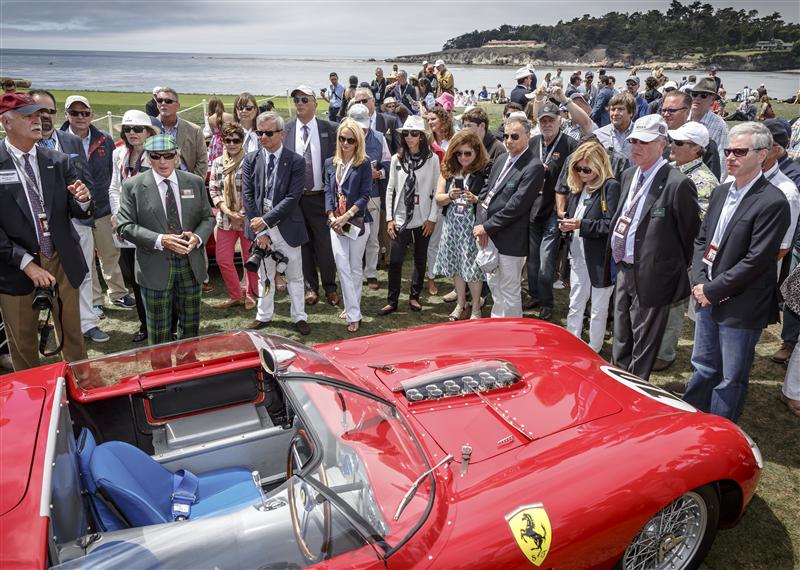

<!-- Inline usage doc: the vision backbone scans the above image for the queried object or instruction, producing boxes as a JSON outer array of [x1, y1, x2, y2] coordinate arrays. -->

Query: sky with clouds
[[1, 1, 798, 58]]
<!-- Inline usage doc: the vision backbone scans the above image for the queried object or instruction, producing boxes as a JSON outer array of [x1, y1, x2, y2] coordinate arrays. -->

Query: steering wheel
[[286, 428, 332, 563]]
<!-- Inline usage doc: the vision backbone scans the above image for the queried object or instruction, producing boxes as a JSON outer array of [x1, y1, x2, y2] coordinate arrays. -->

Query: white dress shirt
[[620, 158, 667, 263], [68, 126, 91, 157], [294, 118, 322, 190]]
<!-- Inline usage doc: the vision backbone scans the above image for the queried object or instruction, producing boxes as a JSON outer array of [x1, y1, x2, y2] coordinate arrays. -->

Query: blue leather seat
[[77, 428, 261, 529]]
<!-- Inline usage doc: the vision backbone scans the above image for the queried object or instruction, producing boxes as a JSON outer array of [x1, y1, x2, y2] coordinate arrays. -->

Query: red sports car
[[0, 320, 762, 569]]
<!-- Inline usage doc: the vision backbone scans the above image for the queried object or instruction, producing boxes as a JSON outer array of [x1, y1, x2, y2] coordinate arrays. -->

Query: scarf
[[399, 153, 424, 231], [222, 147, 245, 212]]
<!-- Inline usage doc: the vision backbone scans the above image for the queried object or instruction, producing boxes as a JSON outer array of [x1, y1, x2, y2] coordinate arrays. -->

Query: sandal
[[409, 299, 422, 312], [275, 273, 288, 292], [470, 308, 482, 320], [339, 310, 347, 320], [426, 278, 438, 296], [347, 321, 360, 333], [448, 305, 466, 322]]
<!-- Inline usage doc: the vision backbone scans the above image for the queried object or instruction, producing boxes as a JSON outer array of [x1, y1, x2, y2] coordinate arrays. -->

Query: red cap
[[0, 93, 46, 116]]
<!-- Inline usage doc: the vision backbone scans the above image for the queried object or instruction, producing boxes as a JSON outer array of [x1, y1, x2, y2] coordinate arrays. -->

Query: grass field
[[4, 89, 800, 568]]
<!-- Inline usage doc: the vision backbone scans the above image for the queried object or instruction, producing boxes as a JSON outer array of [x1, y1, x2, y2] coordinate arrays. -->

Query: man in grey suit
[[284, 85, 339, 306], [609, 115, 701, 380], [154, 87, 208, 178], [117, 135, 214, 345], [243, 111, 311, 336]]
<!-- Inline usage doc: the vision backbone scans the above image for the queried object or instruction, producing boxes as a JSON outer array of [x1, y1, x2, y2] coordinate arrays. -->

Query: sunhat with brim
[[436, 92, 454, 111], [398, 115, 427, 133], [121, 110, 159, 137], [514, 67, 533, 80], [144, 134, 178, 153]]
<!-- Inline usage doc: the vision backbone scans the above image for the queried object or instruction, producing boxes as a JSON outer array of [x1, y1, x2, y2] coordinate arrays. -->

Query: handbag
[[476, 238, 499, 274], [781, 262, 800, 315]]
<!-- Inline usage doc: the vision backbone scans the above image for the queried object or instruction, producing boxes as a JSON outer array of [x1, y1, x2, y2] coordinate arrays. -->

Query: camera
[[245, 243, 289, 274], [32, 285, 57, 311]]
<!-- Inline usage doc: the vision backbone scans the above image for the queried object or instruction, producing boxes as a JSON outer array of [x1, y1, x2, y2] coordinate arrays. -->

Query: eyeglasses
[[690, 92, 712, 100], [629, 138, 653, 145], [223, 138, 242, 144], [40, 108, 57, 115], [573, 166, 593, 174], [122, 125, 146, 134], [155, 98, 177, 105], [67, 110, 91, 118], [149, 152, 177, 161], [669, 139, 689, 147], [237, 105, 256, 112], [255, 129, 283, 138], [503, 133, 521, 141], [402, 131, 422, 138], [293, 96, 311, 104], [660, 107, 688, 115], [723, 147, 766, 157], [455, 150, 474, 158], [338, 135, 356, 145]]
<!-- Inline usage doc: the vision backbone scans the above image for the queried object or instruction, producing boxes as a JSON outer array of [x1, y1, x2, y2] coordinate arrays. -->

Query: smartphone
[[454, 178, 465, 190]]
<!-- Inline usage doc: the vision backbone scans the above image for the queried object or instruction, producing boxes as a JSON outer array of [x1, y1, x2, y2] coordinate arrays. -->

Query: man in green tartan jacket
[[117, 134, 214, 345]]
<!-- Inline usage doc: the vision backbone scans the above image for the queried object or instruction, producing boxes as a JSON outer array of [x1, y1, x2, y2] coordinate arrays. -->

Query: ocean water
[[1, 48, 798, 99]]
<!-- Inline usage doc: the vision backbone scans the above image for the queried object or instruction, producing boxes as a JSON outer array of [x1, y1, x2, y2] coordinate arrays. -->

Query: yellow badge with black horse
[[505, 503, 552, 566]]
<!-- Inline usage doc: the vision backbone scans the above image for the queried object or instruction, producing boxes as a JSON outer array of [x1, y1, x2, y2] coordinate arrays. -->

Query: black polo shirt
[[528, 133, 578, 221]]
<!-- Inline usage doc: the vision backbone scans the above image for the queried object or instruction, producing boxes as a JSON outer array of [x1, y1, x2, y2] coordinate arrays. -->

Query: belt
[[618, 261, 634, 269], [302, 190, 324, 197]]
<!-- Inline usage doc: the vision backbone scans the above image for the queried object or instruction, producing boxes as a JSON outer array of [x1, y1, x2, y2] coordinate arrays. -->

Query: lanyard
[[538, 132, 563, 165], [682, 160, 703, 177], [7, 148, 45, 208], [625, 162, 664, 212]]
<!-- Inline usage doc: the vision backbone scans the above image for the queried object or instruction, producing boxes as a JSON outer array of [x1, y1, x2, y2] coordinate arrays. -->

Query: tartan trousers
[[141, 255, 201, 345]]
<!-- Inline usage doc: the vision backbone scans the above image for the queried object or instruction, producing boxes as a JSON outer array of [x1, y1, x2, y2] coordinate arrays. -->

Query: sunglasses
[[354, 99, 370, 105], [338, 135, 356, 145], [223, 137, 242, 144], [67, 110, 91, 118], [255, 129, 283, 138], [149, 152, 177, 161], [723, 147, 764, 158], [402, 131, 422, 138], [293, 96, 311, 104], [690, 92, 712, 100], [156, 98, 177, 105], [40, 108, 57, 115], [503, 133, 521, 141], [573, 166, 593, 174], [629, 138, 653, 145], [237, 105, 256, 112], [455, 150, 474, 158], [122, 125, 146, 134], [660, 107, 688, 115], [669, 139, 689, 147]]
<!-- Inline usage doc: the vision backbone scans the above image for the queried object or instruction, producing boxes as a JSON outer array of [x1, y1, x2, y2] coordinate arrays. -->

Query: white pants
[[566, 258, 613, 352], [90, 214, 128, 304], [331, 225, 370, 322], [783, 344, 800, 400], [486, 254, 525, 318], [425, 218, 444, 280], [72, 220, 99, 334], [363, 197, 381, 279], [255, 227, 306, 324]]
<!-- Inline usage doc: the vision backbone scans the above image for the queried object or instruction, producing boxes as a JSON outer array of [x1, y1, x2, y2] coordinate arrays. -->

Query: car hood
[[372, 354, 623, 463]]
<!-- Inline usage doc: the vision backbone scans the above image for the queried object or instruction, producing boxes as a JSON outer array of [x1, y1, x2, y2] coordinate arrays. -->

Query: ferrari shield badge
[[505, 503, 552, 566]]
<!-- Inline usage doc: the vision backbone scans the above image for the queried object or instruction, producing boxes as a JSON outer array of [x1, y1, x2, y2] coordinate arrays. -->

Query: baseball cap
[[537, 102, 561, 120], [347, 104, 371, 129], [0, 93, 47, 116], [764, 118, 790, 148], [585, 71, 594, 79], [435, 59, 445, 67], [291, 85, 315, 98], [383, 97, 397, 106], [514, 67, 533, 80], [662, 81, 678, 92], [668, 121, 709, 148], [627, 114, 668, 142], [65, 95, 91, 110], [143, 134, 178, 152], [626, 76, 640, 86]]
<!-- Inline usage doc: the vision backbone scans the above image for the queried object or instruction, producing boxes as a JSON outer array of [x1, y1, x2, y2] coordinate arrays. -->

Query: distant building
[[483, 40, 546, 49], [754, 40, 792, 50]]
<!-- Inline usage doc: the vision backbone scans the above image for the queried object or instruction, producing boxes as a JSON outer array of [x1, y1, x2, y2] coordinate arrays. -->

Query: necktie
[[38, 138, 56, 150], [163, 179, 182, 234], [22, 154, 54, 258], [301, 125, 314, 190], [611, 173, 647, 263], [266, 153, 276, 201]]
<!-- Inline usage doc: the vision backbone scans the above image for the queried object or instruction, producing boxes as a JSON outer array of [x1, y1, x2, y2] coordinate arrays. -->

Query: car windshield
[[283, 377, 434, 551]]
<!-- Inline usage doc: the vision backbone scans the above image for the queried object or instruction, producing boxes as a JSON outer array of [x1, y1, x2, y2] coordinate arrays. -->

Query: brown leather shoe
[[652, 358, 674, 372], [244, 296, 257, 311], [305, 291, 319, 305], [248, 319, 271, 330], [780, 393, 800, 417], [215, 298, 243, 309], [771, 343, 794, 364], [326, 291, 340, 306], [366, 278, 379, 290], [409, 299, 422, 312], [378, 304, 397, 316], [202, 283, 213, 293], [295, 320, 311, 336]]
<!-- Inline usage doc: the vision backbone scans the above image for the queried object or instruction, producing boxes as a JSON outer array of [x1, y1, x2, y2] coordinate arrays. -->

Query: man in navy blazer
[[684, 122, 791, 421], [243, 111, 311, 336], [283, 86, 340, 307], [474, 114, 544, 318]]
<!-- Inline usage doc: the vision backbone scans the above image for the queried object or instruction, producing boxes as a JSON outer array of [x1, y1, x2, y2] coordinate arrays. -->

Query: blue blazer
[[242, 147, 309, 248], [323, 159, 373, 223], [54, 130, 96, 226]]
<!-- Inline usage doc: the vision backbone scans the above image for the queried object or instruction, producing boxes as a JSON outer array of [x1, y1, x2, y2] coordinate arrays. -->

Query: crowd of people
[[1, 60, 799, 424]]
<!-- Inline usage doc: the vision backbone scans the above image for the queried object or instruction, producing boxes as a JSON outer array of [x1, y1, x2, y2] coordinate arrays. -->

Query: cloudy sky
[[1, 1, 798, 58]]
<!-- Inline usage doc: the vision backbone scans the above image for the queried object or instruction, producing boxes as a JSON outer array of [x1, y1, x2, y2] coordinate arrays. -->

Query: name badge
[[583, 198, 592, 206], [651, 207, 666, 218], [613, 215, 632, 239], [702, 243, 718, 267], [414, 194, 419, 205], [453, 202, 468, 217], [0, 170, 20, 184], [38, 212, 51, 237], [180, 188, 195, 199]]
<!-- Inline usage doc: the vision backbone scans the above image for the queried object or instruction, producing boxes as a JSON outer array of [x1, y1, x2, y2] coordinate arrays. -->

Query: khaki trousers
[[0, 253, 87, 371], [91, 214, 128, 304]]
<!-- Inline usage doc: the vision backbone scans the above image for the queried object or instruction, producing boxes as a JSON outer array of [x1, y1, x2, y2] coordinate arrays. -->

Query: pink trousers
[[216, 228, 258, 300]]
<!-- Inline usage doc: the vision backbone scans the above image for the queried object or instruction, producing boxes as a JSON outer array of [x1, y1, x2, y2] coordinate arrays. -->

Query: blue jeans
[[527, 212, 561, 309], [683, 306, 762, 422]]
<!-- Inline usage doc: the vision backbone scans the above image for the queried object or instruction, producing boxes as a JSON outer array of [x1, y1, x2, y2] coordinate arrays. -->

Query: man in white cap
[[609, 114, 700, 380], [653, 121, 720, 372], [434, 59, 454, 96], [510, 67, 534, 107]]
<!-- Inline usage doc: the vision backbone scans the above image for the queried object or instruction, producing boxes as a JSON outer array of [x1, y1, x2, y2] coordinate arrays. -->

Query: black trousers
[[387, 226, 429, 307], [118, 247, 147, 333], [299, 193, 338, 295]]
